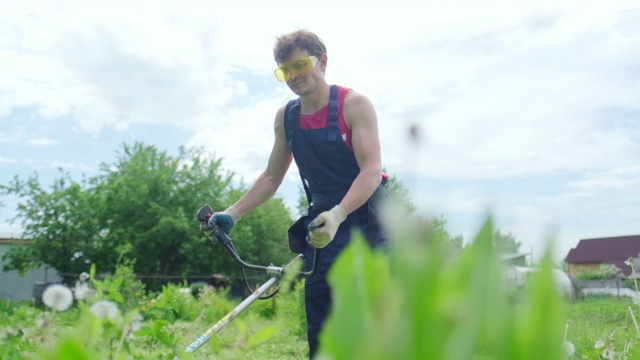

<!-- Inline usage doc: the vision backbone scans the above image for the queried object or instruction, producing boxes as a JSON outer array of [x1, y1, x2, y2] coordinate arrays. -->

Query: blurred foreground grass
[[1, 216, 639, 359]]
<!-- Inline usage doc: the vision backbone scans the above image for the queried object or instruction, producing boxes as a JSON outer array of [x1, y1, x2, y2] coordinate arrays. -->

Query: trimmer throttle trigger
[[197, 204, 215, 230]]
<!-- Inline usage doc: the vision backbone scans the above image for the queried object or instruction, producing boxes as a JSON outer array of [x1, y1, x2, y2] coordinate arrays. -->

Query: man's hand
[[208, 205, 241, 235], [306, 205, 347, 248]]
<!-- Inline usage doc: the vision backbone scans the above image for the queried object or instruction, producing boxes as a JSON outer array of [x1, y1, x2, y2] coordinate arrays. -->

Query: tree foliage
[[493, 230, 522, 253], [383, 172, 416, 215], [0, 142, 293, 287], [0, 173, 98, 277], [383, 173, 465, 256]]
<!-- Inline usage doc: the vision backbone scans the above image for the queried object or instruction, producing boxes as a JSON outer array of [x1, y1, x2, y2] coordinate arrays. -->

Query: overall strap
[[283, 98, 311, 207], [327, 85, 339, 141], [285, 85, 339, 145], [284, 99, 300, 150]]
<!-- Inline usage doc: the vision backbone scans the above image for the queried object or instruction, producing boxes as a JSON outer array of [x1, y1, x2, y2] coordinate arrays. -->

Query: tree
[[493, 230, 521, 253], [89, 143, 237, 278], [384, 173, 417, 215], [408, 215, 466, 257], [294, 186, 309, 218], [0, 172, 98, 277], [1, 142, 293, 287]]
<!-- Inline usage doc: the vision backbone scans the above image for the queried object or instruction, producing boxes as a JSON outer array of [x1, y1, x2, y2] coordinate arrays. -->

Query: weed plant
[[1, 216, 639, 359], [567, 297, 637, 359], [319, 217, 568, 359]]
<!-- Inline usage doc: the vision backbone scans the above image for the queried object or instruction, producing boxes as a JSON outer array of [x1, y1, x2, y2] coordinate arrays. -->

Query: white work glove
[[306, 205, 347, 248], [208, 205, 241, 235]]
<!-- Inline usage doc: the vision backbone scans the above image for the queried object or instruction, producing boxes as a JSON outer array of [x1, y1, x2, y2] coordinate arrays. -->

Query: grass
[[168, 284, 309, 359], [192, 294, 640, 359], [565, 296, 639, 359], [2, 216, 639, 359], [2, 279, 640, 359], [156, 293, 640, 359]]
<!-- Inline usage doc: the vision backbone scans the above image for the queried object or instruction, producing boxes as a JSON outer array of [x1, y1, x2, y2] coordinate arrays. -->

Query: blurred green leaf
[[47, 337, 92, 360], [247, 324, 279, 348]]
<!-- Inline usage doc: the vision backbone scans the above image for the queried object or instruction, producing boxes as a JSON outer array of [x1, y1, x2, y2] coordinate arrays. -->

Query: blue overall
[[285, 85, 388, 358]]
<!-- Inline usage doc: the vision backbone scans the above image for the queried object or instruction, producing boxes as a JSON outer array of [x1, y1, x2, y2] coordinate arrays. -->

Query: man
[[209, 29, 388, 358]]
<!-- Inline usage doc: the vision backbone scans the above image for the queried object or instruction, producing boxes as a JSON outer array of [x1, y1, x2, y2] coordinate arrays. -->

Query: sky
[[1, 1, 639, 262]]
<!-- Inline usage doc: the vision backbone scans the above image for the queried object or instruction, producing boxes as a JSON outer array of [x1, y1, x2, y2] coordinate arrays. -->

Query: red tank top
[[298, 85, 353, 150]]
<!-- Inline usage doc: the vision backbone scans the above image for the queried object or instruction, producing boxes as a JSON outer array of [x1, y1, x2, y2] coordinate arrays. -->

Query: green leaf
[[47, 337, 92, 360], [319, 232, 392, 359], [111, 276, 124, 289], [155, 329, 173, 347], [135, 325, 155, 337], [154, 319, 169, 331], [108, 290, 124, 303], [247, 324, 279, 348]]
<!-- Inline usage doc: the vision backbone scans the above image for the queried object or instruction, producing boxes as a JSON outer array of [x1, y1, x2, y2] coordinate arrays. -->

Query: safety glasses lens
[[274, 67, 289, 82], [274, 56, 317, 82]]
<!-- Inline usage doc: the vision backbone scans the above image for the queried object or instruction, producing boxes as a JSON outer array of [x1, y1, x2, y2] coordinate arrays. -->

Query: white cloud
[[187, 94, 291, 181], [369, 5, 640, 181], [568, 165, 640, 192], [2, 0, 639, 259], [114, 121, 130, 131], [26, 137, 57, 146], [0, 134, 15, 144], [49, 161, 93, 172], [0, 157, 17, 164]]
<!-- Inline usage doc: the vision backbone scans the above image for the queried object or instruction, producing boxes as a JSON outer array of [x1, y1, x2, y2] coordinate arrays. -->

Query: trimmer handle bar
[[174, 204, 321, 358], [197, 204, 318, 278]]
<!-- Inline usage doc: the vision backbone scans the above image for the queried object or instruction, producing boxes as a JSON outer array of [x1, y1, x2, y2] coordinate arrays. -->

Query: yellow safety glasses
[[274, 55, 319, 82]]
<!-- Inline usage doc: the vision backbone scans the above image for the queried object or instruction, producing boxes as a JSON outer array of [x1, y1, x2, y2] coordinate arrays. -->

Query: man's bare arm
[[339, 91, 383, 215]]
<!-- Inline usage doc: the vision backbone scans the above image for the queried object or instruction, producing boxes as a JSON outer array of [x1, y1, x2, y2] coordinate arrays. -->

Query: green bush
[[113, 262, 148, 312], [576, 263, 623, 281], [197, 287, 236, 324]]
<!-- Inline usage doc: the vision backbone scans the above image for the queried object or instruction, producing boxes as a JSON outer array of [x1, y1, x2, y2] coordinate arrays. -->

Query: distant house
[[0, 238, 61, 301], [565, 235, 640, 278]]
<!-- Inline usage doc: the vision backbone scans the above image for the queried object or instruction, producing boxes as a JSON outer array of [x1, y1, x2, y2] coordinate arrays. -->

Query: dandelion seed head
[[563, 341, 575, 357], [89, 300, 121, 321], [42, 284, 73, 311], [73, 282, 95, 301], [595, 339, 605, 349], [79, 272, 90, 282]]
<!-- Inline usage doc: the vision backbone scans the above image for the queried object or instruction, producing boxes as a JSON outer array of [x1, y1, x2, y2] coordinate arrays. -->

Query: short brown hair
[[273, 29, 327, 64]]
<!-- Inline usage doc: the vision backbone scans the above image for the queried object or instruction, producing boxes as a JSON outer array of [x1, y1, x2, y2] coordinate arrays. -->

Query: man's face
[[275, 49, 323, 95]]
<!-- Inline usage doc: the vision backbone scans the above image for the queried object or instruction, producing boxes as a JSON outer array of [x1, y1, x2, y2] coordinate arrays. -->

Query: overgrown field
[[1, 218, 639, 359], [1, 292, 638, 359], [566, 296, 640, 359]]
